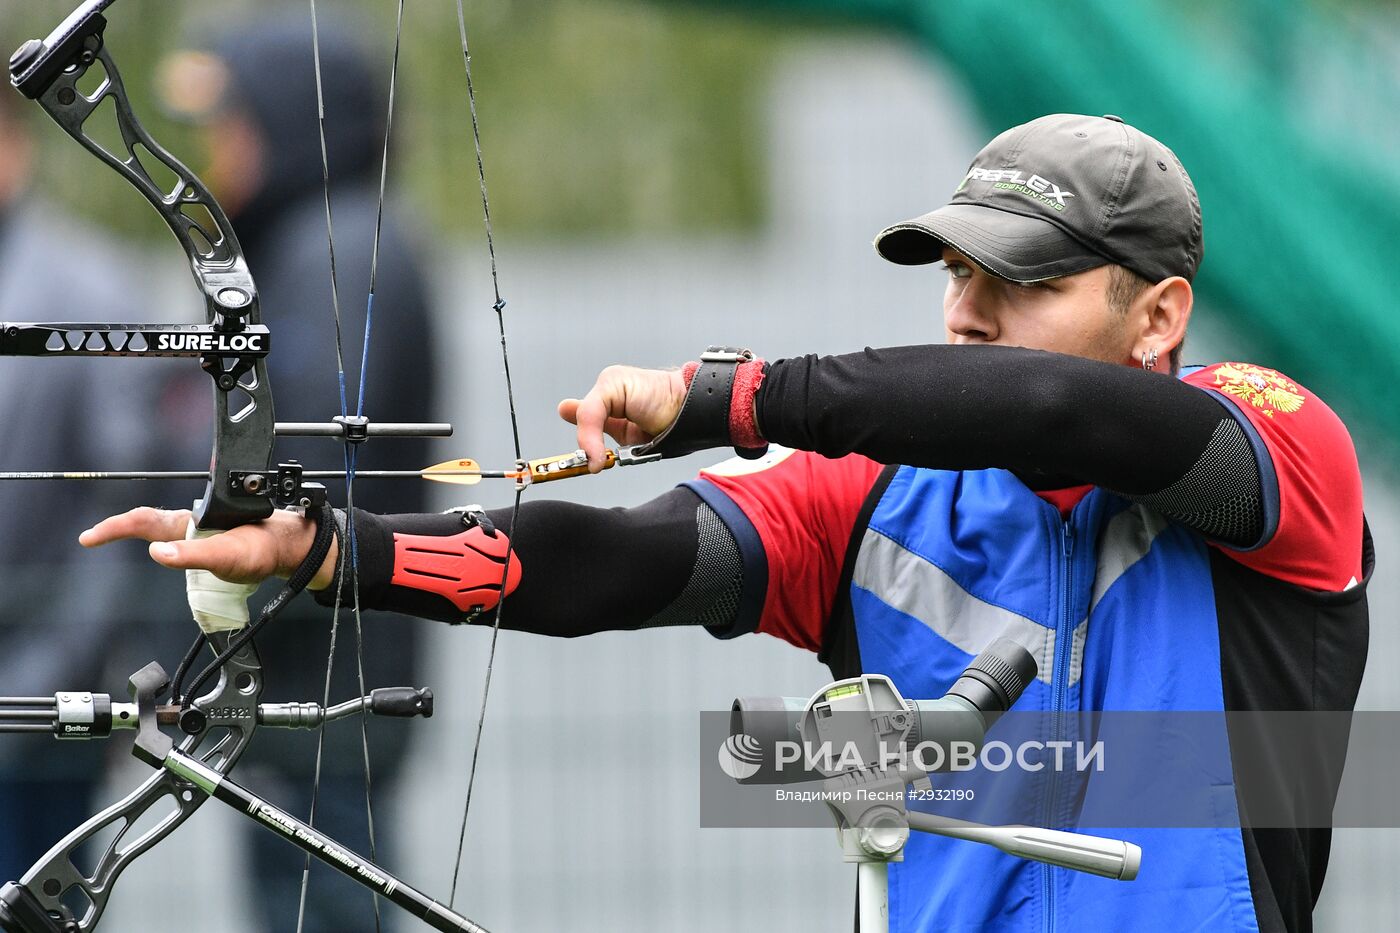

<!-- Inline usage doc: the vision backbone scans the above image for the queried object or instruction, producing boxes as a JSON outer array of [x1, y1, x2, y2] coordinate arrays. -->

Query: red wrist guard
[[681, 357, 766, 450], [391, 526, 522, 617]]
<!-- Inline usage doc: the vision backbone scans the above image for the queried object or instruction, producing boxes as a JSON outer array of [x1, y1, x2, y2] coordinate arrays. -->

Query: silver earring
[[1141, 347, 1158, 372]]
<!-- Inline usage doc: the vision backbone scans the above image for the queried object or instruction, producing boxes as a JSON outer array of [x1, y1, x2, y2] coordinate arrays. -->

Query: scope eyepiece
[[727, 637, 1039, 786], [946, 636, 1037, 714]]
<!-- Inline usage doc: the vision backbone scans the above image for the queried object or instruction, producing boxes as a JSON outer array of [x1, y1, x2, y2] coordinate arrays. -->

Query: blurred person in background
[[0, 85, 158, 884], [86, 116, 1368, 932], [143, 14, 441, 932]]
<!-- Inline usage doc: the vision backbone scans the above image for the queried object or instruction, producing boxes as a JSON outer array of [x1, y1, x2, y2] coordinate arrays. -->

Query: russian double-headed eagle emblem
[[1211, 363, 1305, 417]]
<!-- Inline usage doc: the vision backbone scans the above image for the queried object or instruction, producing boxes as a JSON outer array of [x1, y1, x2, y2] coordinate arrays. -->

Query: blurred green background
[[4, 0, 791, 238]]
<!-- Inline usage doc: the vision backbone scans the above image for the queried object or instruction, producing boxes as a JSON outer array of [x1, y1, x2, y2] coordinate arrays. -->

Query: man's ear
[[1133, 276, 1192, 363]]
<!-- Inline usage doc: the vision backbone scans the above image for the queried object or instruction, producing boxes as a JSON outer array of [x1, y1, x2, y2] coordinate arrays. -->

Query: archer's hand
[[79, 507, 339, 591], [558, 365, 687, 471]]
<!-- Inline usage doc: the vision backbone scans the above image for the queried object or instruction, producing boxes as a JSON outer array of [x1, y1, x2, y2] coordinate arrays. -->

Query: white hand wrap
[[185, 518, 257, 634]]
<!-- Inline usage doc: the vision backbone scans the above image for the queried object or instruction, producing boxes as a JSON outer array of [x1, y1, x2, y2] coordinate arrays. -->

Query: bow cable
[[305, 0, 530, 917], [449, 0, 527, 908], [301, 1, 408, 929]]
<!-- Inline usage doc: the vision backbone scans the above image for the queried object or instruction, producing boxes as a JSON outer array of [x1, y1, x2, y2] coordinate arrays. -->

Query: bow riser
[[10, 3, 275, 531]]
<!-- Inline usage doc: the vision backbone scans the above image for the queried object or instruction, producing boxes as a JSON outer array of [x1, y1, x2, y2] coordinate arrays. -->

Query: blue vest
[[854, 466, 1259, 933]]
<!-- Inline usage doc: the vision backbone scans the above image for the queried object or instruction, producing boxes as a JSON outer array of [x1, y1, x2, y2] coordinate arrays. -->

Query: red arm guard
[[391, 525, 523, 617]]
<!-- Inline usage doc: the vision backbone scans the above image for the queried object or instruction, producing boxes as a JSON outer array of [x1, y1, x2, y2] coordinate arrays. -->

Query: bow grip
[[184, 518, 256, 634]]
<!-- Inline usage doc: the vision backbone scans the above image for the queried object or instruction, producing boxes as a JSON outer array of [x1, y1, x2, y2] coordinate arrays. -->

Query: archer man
[[85, 113, 1370, 933]]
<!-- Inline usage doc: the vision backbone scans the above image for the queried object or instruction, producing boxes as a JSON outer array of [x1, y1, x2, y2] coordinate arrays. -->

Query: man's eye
[[941, 262, 971, 280]]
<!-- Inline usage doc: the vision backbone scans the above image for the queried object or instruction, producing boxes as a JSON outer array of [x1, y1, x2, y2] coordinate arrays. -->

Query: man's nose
[[944, 279, 999, 342]]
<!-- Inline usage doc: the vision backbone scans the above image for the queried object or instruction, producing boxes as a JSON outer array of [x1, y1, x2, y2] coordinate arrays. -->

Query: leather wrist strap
[[634, 346, 768, 460]]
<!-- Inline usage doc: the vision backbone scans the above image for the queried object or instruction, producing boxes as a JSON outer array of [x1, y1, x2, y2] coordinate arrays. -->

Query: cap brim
[[874, 203, 1110, 284]]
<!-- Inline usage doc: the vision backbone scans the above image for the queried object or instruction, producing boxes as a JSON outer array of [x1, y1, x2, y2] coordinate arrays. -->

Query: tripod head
[[728, 637, 1139, 933]]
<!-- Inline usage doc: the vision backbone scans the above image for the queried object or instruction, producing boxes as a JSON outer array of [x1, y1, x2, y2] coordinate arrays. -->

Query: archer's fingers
[[146, 526, 276, 584], [561, 399, 635, 444], [604, 416, 655, 448], [79, 507, 192, 548], [571, 391, 612, 471]]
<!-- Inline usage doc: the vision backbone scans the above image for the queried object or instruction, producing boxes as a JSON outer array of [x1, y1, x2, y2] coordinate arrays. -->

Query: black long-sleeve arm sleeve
[[315, 487, 749, 636], [760, 344, 1241, 493], [322, 344, 1265, 632]]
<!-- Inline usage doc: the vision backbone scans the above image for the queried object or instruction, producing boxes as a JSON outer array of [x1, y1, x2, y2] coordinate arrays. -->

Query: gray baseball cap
[[874, 114, 1203, 283]]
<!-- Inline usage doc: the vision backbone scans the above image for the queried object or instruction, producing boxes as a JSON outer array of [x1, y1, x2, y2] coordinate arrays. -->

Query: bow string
[[305, 0, 527, 921]]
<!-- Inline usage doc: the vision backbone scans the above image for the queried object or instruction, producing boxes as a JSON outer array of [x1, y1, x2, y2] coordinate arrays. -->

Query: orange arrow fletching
[[420, 458, 487, 485]]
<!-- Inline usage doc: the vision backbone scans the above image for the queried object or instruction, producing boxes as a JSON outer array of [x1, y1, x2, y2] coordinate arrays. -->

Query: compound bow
[[0, 1, 529, 930]]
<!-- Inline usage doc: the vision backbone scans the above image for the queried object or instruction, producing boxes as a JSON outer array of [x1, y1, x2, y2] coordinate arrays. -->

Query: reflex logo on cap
[[876, 114, 1202, 283], [963, 166, 1077, 211]]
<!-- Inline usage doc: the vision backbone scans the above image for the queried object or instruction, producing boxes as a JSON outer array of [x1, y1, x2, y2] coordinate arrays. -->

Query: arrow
[[0, 447, 663, 488]]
